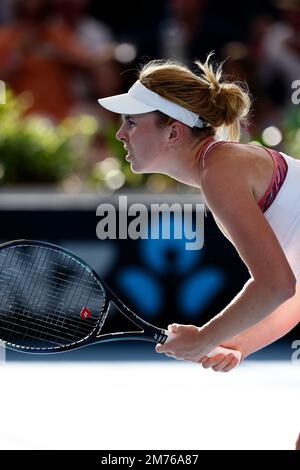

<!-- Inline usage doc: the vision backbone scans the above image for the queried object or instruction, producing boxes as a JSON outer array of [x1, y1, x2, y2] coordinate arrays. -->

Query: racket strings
[[0, 250, 100, 332], [0, 254, 104, 297], [0, 304, 95, 343], [0, 245, 107, 350], [0, 318, 71, 347]]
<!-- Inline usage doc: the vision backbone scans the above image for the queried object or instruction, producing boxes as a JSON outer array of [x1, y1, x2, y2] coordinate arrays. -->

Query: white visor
[[98, 80, 210, 129]]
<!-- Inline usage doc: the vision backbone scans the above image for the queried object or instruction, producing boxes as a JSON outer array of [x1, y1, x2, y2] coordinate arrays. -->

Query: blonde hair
[[138, 53, 251, 141]]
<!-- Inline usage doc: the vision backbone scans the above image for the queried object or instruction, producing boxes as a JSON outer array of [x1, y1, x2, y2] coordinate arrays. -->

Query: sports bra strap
[[198, 139, 287, 212]]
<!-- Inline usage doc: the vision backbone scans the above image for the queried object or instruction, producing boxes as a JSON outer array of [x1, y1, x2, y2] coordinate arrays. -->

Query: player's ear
[[168, 121, 184, 144]]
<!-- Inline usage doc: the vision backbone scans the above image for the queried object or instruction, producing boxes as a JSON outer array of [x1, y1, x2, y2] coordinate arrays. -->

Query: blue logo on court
[[116, 218, 225, 320]]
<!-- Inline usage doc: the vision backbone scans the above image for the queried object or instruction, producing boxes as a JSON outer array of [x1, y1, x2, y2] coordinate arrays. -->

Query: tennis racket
[[0, 239, 241, 360]]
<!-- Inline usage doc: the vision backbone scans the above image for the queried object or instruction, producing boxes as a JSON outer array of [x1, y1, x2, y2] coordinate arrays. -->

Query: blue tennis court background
[[0, 193, 298, 361]]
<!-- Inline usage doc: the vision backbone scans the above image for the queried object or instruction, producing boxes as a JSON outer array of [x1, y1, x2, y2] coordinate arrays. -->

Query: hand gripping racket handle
[[164, 330, 242, 362]]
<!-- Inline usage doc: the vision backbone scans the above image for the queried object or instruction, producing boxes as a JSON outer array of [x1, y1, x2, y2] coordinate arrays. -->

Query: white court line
[[0, 360, 298, 450]]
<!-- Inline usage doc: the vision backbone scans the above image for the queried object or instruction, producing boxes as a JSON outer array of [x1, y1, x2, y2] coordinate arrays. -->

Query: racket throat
[[97, 300, 167, 343], [96, 330, 167, 343]]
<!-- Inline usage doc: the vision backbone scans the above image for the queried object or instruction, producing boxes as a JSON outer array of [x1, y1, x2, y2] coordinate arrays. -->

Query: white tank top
[[264, 152, 300, 282]]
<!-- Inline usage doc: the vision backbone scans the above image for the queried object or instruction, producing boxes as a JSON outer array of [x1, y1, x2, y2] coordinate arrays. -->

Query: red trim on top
[[198, 140, 287, 212], [256, 148, 278, 209]]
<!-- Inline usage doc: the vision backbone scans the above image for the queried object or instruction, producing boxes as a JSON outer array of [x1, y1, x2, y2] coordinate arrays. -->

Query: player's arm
[[156, 148, 296, 361], [221, 286, 300, 357], [198, 148, 296, 348], [200, 291, 300, 371]]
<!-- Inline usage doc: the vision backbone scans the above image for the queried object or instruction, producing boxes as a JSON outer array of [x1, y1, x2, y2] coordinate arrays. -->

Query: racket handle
[[163, 330, 175, 342], [164, 330, 241, 362]]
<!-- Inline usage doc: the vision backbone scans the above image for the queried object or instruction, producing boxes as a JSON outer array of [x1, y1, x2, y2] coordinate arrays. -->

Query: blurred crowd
[[0, 0, 299, 189]]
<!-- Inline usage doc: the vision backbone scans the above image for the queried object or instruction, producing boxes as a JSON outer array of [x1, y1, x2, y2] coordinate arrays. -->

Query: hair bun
[[209, 81, 222, 102], [139, 53, 251, 141], [195, 54, 251, 134]]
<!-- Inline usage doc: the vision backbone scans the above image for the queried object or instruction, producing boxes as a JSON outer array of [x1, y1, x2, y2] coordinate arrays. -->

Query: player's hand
[[199, 347, 242, 372], [156, 323, 217, 362]]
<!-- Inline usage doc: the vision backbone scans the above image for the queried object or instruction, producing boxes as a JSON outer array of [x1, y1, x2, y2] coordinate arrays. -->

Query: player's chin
[[129, 161, 141, 173], [130, 162, 148, 174]]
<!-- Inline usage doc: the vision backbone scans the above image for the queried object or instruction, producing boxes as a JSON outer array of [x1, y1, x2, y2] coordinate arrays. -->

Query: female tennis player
[[98, 54, 300, 448]]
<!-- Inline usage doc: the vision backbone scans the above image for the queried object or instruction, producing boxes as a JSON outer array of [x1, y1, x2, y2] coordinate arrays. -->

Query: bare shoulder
[[198, 142, 295, 286], [199, 141, 253, 191]]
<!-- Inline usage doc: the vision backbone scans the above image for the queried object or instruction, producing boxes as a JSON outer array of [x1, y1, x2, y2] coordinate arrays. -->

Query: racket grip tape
[[163, 330, 241, 362]]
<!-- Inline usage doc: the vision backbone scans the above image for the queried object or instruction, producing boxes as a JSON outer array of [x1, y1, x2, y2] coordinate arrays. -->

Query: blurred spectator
[[0, 0, 14, 24], [0, 0, 114, 122], [259, 0, 300, 107], [51, 0, 122, 111], [220, 40, 285, 139], [52, 0, 115, 54], [158, 0, 234, 63]]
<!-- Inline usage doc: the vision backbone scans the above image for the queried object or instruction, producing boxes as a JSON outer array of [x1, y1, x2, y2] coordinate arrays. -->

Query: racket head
[[0, 239, 109, 353]]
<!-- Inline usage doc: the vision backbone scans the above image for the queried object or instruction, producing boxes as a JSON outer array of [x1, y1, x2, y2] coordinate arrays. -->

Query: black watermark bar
[[0, 450, 298, 465]]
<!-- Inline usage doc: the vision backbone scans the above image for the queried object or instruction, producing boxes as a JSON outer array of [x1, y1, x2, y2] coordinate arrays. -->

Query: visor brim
[[98, 93, 157, 115]]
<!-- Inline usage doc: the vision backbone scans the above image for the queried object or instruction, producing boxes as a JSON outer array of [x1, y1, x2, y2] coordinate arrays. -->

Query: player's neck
[[162, 136, 216, 187]]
